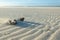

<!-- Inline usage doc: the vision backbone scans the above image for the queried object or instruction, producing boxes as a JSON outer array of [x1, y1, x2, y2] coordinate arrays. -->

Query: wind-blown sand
[[0, 7, 60, 40]]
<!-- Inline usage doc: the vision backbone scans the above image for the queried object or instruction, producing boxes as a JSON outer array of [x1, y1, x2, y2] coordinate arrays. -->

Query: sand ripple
[[0, 8, 60, 40]]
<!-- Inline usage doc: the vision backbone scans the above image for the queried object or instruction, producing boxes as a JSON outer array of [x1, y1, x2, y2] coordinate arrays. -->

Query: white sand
[[0, 7, 60, 40]]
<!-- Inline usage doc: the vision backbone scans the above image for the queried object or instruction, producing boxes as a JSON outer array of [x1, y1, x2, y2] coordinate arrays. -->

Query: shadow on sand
[[15, 21, 41, 28]]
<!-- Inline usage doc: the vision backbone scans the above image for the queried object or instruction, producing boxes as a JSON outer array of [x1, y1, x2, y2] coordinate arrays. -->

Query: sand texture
[[0, 7, 60, 40]]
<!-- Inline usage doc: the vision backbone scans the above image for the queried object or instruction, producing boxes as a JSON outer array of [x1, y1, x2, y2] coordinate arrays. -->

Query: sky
[[0, 0, 60, 6]]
